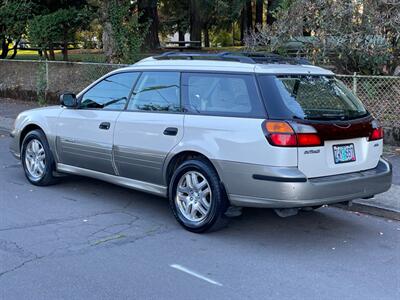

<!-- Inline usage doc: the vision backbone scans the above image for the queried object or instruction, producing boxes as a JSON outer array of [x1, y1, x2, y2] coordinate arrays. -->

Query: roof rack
[[153, 52, 256, 64], [152, 51, 311, 65], [239, 52, 311, 65]]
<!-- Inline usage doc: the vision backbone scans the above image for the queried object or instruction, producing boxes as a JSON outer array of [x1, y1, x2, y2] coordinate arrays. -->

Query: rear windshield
[[275, 75, 368, 120]]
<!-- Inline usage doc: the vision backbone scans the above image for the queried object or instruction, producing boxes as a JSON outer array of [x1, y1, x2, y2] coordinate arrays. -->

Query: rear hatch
[[296, 119, 382, 178], [258, 75, 383, 178]]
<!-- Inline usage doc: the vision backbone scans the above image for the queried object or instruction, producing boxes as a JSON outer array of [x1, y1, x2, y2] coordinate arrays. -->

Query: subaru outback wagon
[[10, 52, 392, 232]]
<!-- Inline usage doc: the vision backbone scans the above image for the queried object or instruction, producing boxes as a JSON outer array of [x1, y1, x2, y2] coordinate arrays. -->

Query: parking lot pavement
[[1, 131, 400, 299]]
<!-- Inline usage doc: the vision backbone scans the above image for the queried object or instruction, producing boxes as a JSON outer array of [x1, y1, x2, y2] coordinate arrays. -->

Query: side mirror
[[60, 93, 78, 108]]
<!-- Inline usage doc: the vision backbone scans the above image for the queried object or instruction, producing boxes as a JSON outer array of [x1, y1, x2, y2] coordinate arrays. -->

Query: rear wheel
[[169, 159, 229, 233], [21, 129, 57, 186]]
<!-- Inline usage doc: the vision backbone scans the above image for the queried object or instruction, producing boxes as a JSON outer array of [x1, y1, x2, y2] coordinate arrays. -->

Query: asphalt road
[[0, 130, 399, 300]]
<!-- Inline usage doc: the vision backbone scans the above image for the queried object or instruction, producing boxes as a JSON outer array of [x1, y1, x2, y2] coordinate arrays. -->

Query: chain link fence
[[336, 74, 400, 127], [45, 61, 129, 95], [0, 60, 399, 128]]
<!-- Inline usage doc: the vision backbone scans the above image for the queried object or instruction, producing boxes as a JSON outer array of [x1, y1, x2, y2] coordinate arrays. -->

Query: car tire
[[169, 159, 229, 233], [21, 129, 58, 186]]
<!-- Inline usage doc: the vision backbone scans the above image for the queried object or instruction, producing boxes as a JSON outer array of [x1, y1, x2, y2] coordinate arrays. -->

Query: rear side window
[[182, 73, 264, 117], [127, 72, 180, 112]]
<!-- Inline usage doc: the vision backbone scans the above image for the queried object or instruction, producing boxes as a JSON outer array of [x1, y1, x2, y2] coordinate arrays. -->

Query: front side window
[[127, 72, 180, 112], [80, 72, 139, 110], [183, 73, 264, 117], [274, 75, 368, 120]]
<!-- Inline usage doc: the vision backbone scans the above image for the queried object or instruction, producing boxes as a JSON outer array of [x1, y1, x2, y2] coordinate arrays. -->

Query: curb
[[0, 116, 13, 133], [0, 127, 11, 134], [335, 202, 400, 221]]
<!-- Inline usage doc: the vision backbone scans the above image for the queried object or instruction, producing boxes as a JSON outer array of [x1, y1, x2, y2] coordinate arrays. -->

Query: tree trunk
[[61, 29, 68, 61], [189, 0, 202, 42], [240, 7, 246, 44], [0, 38, 10, 59], [101, 0, 118, 63], [255, 0, 263, 29], [203, 24, 210, 47], [246, 0, 253, 32], [266, 0, 277, 25], [178, 21, 185, 42], [232, 23, 235, 46], [178, 30, 185, 42], [49, 47, 55, 61], [102, 21, 116, 62], [9, 38, 21, 59], [138, 0, 160, 50], [62, 43, 68, 61]]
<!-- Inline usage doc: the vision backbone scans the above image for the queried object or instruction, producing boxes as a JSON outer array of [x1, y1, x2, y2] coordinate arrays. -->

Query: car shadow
[[57, 174, 380, 251]]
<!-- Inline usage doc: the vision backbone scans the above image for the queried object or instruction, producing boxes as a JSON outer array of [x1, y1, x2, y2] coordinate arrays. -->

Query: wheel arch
[[19, 123, 44, 150], [164, 150, 221, 185], [164, 150, 230, 201]]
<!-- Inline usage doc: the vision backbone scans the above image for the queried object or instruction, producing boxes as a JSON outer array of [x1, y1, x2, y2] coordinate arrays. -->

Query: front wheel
[[21, 129, 57, 186], [169, 159, 229, 233]]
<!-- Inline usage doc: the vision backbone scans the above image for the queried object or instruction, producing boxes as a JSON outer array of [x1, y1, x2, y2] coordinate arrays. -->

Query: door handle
[[99, 122, 111, 130], [163, 127, 178, 136]]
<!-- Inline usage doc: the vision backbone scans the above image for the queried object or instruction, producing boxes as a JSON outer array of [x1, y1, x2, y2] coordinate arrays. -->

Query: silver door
[[113, 71, 183, 185], [56, 72, 139, 174]]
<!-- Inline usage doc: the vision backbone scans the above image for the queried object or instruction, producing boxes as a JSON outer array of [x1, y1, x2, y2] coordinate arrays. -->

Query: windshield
[[275, 75, 368, 120]]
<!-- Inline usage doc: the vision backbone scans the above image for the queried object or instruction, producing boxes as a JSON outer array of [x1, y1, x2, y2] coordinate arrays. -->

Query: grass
[[10, 47, 247, 63], [13, 49, 108, 63]]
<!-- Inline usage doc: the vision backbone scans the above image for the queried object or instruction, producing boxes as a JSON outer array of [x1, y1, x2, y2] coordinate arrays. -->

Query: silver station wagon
[[10, 52, 392, 232]]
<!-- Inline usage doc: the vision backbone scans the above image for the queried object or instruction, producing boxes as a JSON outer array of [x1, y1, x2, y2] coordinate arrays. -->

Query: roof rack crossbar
[[238, 52, 311, 65], [153, 52, 255, 64], [153, 51, 311, 65]]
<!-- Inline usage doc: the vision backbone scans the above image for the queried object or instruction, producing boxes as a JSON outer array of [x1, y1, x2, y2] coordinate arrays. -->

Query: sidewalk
[[0, 98, 38, 131], [1, 97, 399, 219]]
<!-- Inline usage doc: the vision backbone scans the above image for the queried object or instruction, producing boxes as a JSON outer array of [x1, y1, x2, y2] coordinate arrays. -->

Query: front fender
[[11, 106, 63, 157]]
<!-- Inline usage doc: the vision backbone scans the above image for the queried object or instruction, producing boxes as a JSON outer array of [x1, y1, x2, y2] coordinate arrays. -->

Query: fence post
[[45, 60, 49, 101], [352, 72, 357, 95]]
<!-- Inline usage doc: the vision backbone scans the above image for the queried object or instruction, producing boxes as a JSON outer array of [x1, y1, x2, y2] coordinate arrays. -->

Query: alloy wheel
[[175, 171, 212, 223], [25, 139, 46, 180]]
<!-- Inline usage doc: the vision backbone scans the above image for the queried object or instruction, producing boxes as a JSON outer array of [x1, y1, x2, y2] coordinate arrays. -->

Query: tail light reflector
[[263, 121, 323, 147], [269, 133, 297, 146], [369, 127, 383, 141], [297, 133, 322, 146]]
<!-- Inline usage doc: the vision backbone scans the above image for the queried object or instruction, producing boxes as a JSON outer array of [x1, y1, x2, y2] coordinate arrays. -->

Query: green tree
[[0, 0, 34, 59], [159, 0, 189, 42], [245, 0, 400, 74], [138, 0, 160, 50], [28, 7, 92, 61], [100, 0, 147, 63]]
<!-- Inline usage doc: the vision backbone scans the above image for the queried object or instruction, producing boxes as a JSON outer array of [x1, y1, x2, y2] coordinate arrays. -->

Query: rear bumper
[[216, 158, 392, 208]]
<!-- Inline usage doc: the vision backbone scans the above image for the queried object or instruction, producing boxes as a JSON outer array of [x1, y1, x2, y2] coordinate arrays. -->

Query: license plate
[[333, 144, 356, 164]]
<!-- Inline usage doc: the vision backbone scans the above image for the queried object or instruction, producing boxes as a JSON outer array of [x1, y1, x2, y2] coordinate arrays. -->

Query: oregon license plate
[[333, 144, 356, 164]]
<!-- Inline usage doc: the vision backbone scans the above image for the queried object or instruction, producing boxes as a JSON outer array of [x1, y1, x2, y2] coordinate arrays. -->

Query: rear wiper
[[305, 114, 347, 120]]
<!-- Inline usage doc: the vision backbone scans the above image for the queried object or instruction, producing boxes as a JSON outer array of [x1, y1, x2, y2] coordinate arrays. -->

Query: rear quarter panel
[[176, 115, 298, 166]]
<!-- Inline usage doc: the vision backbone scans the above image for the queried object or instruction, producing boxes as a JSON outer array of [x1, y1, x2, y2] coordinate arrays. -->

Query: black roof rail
[[152, 51, 311, 65], [238, 52, 311, 65], [153, 52, 256, 64]]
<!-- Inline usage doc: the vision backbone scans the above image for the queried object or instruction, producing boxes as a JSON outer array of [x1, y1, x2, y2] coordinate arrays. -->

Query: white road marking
[[170, 264, 223, 287]]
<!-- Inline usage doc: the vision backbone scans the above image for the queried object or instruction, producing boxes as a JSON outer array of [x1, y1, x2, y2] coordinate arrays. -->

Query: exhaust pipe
[[274, 208, 299, 218]]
